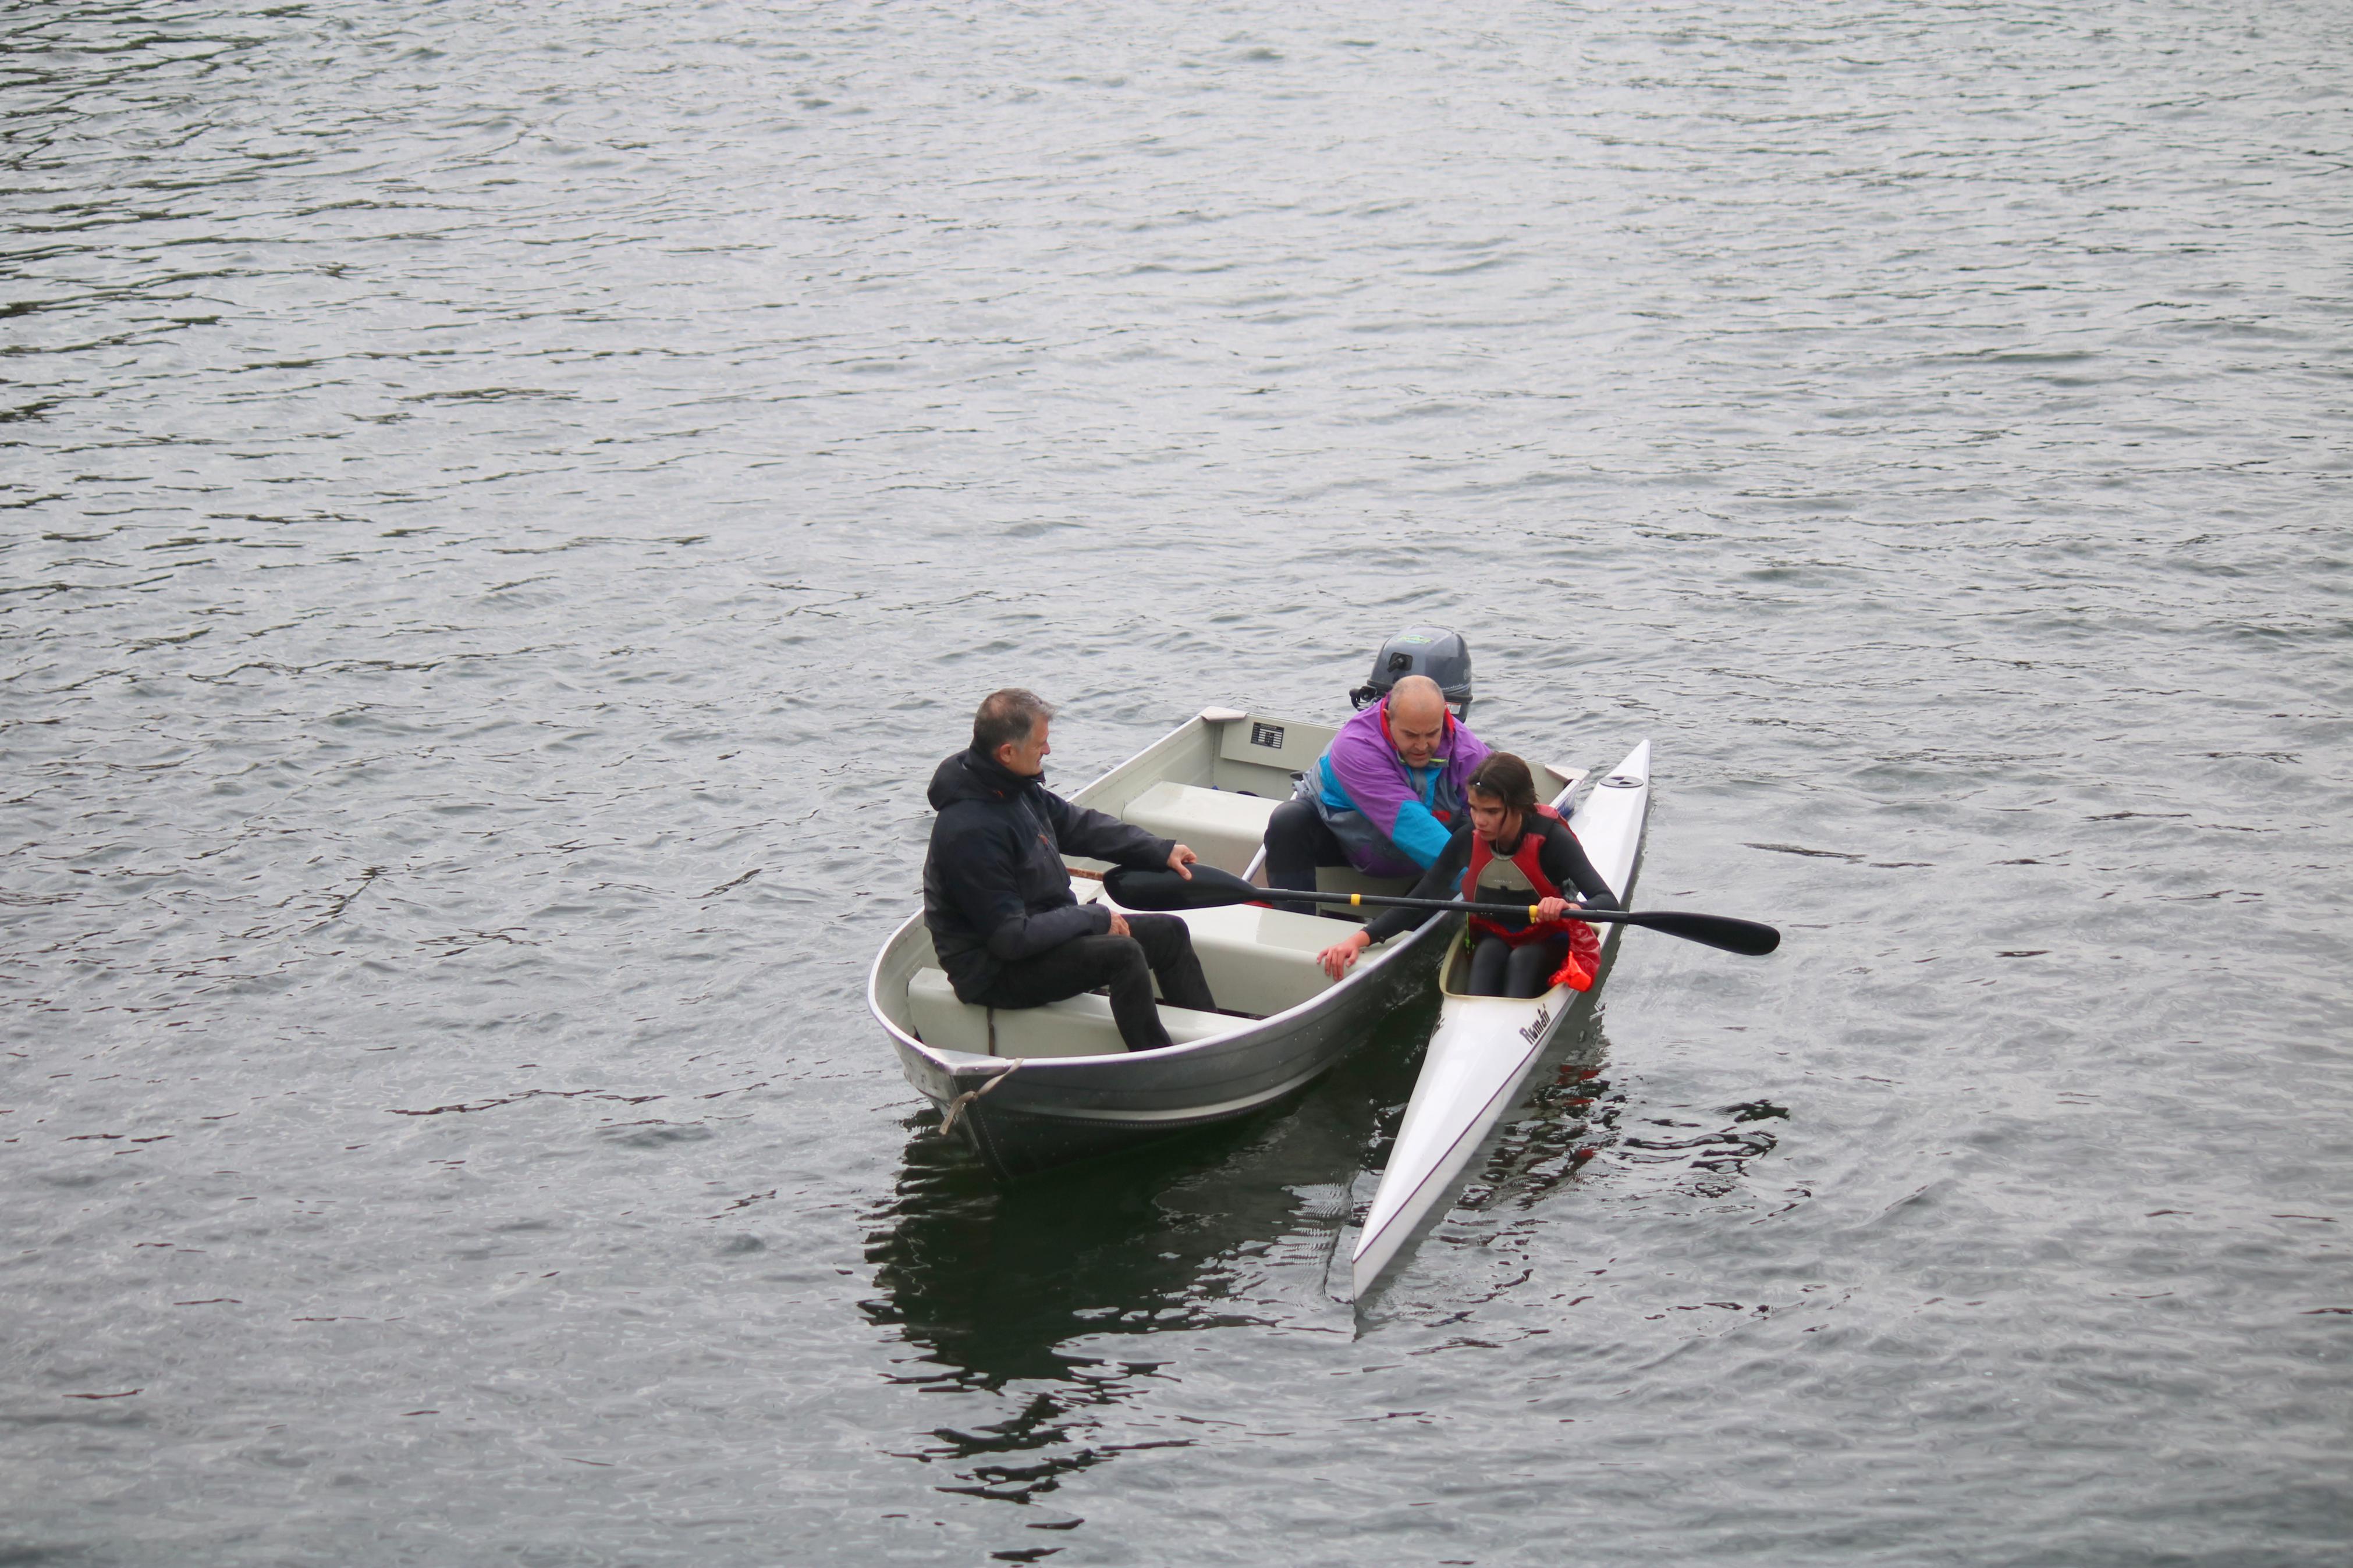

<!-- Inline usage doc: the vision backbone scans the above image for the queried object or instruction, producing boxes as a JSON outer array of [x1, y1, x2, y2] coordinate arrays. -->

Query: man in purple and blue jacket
[[1262, 674, 1492, 913]]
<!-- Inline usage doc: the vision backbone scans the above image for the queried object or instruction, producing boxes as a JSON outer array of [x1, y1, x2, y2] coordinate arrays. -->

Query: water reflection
[[1450, 998, 1791, 1221], [862, 978, 1789, 1516], [863, 1120, 1279, 1393], [860, 999, 1440, 1510], [1453, 1021, 1621, 1217]]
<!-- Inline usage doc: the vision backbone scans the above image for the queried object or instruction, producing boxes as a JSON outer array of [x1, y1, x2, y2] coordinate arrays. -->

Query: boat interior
[[882, 709, 1580, 1060]]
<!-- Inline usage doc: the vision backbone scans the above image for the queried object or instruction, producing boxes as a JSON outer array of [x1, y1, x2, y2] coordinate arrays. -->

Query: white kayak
[[1350, 739, 1653, 1299]]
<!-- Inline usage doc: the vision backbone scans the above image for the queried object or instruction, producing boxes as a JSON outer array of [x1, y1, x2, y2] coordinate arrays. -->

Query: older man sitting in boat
[[1261, 673, 1490, 913], [922, 688, 1218, 1054]]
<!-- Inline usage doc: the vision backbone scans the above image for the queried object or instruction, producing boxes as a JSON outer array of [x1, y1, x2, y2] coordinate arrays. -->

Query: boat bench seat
[[1172, 902, 1383, 1019], [906, 967, 1235, 1059], [1120, 781, 1284, 876]]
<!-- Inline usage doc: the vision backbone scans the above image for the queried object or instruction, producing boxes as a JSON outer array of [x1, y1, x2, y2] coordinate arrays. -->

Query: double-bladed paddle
[[1103, 863, 1780, 957]]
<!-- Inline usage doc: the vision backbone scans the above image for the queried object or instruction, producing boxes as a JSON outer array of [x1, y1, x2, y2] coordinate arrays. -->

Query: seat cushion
[[1120, 781, 1283, 875], [1172, 902, 1363, 1018], [906, 967, 1233, 1059]]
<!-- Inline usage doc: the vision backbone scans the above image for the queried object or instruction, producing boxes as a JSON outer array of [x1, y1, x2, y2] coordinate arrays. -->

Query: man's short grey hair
[[973, 688, 1055, 757]]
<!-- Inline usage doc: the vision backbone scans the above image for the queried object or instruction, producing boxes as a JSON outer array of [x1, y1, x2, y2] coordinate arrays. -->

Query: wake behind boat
[[867, 706, 1587, 1179], [1350, 739, 1653, 1299]]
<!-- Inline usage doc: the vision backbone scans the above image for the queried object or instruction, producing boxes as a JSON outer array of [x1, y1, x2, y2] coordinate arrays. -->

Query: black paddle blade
[[1623, 910, 1781, 957], [1101, 863, 1261, 911]]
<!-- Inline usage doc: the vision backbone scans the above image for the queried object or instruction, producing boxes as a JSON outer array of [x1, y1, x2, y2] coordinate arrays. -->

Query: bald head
[[1388, 675, 1446, 724], [1385, 675, 1450, 766]]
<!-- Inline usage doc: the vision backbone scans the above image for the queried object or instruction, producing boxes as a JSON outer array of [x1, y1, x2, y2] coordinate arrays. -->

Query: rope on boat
[[937, 1059, 1027, 1137]]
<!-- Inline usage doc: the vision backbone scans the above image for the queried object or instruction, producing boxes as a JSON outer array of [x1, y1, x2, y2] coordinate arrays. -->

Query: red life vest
[[1463, 806, 1602, 990]]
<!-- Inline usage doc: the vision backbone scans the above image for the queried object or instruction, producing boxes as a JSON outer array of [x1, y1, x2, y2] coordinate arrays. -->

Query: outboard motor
[[1350, 627, 1474, 721]]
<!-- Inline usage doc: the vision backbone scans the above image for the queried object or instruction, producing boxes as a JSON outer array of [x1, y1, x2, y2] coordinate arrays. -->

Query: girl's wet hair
[[1466, 752, 1539, 814]]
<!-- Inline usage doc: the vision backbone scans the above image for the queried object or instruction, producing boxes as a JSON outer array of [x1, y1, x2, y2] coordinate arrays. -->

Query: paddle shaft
[[1287, 887, 1608, 922], [1272, 888, 1779, 957], [1100, 863, 1781, 955]]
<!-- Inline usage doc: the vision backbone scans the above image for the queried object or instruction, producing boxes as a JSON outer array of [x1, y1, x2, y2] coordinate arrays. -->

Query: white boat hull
[[1349, 739, 1653, 1298]]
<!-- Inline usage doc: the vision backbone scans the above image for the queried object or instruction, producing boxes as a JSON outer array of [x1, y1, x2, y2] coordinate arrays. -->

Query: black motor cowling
[[1348, 627, 1473, 720]]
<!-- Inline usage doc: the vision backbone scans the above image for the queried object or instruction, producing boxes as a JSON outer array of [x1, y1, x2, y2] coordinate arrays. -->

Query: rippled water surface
[[5, 2, 2350, 1562]]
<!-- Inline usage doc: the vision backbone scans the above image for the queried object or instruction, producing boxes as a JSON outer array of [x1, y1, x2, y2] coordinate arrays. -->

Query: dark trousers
[[970, 913, 1216, 1053], [1264, 797, 1353, 916], [1468, 933, 1570, 998]]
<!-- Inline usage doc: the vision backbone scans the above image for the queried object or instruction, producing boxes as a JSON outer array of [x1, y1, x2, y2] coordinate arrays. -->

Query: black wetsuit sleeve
[[1359, 826, 1474, 945], [1356, 816, 1618, 947], [1539, 818, 1621, 910]]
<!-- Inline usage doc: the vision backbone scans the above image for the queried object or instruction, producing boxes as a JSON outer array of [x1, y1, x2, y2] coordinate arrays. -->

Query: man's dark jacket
[[922, 748, 1174, 1000]]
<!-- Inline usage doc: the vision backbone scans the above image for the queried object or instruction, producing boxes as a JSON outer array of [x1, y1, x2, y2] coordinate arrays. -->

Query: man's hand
[[1106, 911, 1132, 940], [1167, 844, 1198, 881], [1317, 930, 1371, 980], [1535, 897, 1579, 923]]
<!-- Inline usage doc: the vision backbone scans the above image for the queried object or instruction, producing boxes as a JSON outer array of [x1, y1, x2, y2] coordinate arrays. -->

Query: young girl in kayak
[[1316, 752, 1621, 997]]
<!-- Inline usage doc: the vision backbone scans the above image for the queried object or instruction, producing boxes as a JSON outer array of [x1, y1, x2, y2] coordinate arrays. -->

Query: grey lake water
[[4, 2, 2350, 1563]]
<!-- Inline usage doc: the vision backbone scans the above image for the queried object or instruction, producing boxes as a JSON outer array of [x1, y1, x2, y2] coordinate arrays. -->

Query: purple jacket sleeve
[[1323, 710, 1417, 840]]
